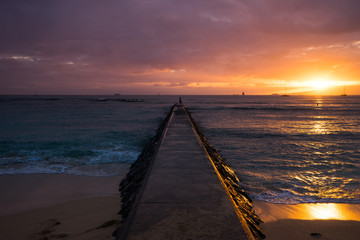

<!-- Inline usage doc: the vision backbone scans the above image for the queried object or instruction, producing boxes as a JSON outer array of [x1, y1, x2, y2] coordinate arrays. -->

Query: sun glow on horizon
[[307, 78, 334, 90], [301, 75, 342, 91], [286, 75, 360, 95]]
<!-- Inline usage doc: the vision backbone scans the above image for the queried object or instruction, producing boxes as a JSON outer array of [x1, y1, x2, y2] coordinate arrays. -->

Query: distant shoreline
[[1, 94, 359, 97]]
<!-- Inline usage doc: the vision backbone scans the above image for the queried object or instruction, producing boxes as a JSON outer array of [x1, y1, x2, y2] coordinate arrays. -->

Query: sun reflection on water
[[306, 204, 340, 219], [312, 121, 329, 134]]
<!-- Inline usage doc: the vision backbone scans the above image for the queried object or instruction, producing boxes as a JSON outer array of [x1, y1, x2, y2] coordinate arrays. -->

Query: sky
[[1, 0, 360, 95]]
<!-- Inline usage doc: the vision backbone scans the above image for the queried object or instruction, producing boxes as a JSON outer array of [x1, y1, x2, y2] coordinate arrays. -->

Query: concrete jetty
[[117, 104, 263, 240]]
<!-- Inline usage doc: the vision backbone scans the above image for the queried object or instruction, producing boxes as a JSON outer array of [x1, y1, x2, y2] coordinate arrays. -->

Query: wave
[[238, 173, 360, 204], [253, 190, 360, 204], [0, 142, 140, 176], [0, 162, 130, 177], [205, 128, 360, 140], [190, 105, 360, 113], [190, 106, 313, 111]]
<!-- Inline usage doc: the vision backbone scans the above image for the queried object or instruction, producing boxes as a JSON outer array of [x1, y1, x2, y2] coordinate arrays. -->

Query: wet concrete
[[120, 104, 251, 240]]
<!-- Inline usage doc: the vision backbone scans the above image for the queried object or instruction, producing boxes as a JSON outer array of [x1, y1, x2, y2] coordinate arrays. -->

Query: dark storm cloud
[[1, 0, 360, 94]]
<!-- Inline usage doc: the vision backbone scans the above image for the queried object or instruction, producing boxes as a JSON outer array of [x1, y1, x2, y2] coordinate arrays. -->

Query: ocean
[[0, 95, 359, 204]]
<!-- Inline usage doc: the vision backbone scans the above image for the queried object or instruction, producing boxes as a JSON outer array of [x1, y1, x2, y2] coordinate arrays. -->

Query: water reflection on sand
[[253, 201, 360, 222]]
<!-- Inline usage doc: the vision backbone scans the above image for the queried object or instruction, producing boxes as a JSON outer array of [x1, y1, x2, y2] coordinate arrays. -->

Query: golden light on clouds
[[285, 73, 360, 95], [2, 1, 360, 95]]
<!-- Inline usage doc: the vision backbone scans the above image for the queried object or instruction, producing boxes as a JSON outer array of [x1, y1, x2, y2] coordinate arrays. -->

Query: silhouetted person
[[179, 97, 182, 104]]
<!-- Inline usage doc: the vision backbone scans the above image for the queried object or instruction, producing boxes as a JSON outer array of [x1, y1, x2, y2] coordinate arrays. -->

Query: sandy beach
[[1, 172, 360, 240], [0, 173, 128, 240]]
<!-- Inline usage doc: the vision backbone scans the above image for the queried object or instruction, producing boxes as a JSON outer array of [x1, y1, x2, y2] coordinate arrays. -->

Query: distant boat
[[340, 86, 347, 96], [281, 87, 290, 97]]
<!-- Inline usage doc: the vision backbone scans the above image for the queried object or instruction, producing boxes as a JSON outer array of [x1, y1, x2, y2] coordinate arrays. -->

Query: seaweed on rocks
[[184, 107, 265, 240], [113, 105, 175, 238]]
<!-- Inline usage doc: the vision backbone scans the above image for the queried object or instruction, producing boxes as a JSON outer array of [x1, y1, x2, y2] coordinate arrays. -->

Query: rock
[[310, 232, 322, 237]]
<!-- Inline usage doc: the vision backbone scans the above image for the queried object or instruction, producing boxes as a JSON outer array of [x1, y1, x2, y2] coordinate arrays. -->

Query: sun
[[289, 75, 358, 95], [307, 78, 334, 90]]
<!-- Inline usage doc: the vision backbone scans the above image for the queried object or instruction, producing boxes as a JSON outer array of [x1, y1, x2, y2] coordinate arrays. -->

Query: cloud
[[1, 0, 360, 94], [0, 55, 40, 62]]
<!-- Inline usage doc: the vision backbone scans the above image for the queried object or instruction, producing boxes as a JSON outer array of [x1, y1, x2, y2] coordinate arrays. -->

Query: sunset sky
[[1, 0, 360, 95]]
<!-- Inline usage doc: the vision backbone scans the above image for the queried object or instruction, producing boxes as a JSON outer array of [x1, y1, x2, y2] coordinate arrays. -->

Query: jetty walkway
[[117, 104, 263, 240]]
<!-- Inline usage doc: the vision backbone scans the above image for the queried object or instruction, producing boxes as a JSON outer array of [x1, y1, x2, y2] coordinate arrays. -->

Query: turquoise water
[[1, 95, 359, 204], [0, 95, 177, 176]]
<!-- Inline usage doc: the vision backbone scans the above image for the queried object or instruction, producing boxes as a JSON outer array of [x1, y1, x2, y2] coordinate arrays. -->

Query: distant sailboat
[[341, 86, 347, 96], [281, 87, 289, 97]]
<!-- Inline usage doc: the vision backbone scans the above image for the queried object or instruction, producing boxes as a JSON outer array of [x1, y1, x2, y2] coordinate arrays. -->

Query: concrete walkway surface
[[121, 104, 250, 240]]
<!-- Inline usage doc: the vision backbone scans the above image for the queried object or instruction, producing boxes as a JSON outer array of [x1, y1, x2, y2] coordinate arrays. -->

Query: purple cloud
[[1, 0, 360, 94]]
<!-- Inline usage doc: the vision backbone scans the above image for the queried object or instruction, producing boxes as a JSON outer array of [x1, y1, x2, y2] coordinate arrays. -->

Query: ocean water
[[1, 95, 359, 204], [0, 95, 177, 176], [185, 95, 360, 204]]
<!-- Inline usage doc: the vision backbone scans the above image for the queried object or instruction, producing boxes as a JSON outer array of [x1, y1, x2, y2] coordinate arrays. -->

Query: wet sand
[[253, 200, 360, 240], [0, 173, 127, 240]]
